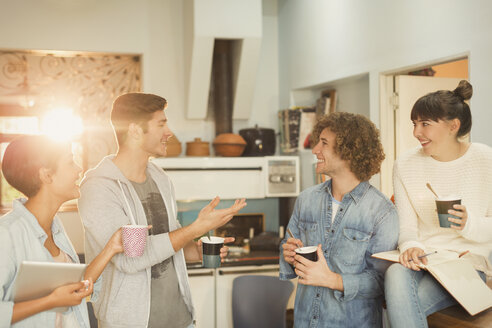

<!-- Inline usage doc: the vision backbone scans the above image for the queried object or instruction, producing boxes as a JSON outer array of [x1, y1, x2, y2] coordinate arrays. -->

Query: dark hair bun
[[453, 80, 473, 101]]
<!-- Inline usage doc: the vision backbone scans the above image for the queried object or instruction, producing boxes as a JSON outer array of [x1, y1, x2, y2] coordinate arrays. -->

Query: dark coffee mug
[[435, 198, 461, 228], [201, 236, 225, 268], [295, 246, 318, 262]]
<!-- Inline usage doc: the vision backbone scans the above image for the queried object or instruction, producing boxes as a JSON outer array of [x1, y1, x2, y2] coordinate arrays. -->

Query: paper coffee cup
[[201, 236, 224, 268], [122, 225, 148, 257], [295, 246, 318, 262], [435, 196, 461, 228]]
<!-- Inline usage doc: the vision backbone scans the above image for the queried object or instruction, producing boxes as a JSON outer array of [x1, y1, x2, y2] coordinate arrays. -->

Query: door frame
[[378, 54, 469, 197]]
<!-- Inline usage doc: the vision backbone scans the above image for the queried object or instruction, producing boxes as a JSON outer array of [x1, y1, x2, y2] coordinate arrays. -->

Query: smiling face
[[140, 110, 173, 157], [47, 149, 83, 202], [311, 128, 348, 178], [412, 117, 459, 159]]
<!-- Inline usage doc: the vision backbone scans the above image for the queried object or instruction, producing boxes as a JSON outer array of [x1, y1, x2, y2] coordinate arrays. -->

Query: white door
[[394, 76, 464, 157], [188, 268, 216, 328], [380, 75, 464, 197]]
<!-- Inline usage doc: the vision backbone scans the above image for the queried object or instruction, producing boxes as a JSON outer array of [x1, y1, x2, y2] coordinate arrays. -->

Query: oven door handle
[[188, 271, 215, 277], [218, 268, 279, 275]]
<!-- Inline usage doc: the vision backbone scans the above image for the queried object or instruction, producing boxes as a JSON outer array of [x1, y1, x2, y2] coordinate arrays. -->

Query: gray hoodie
[[78, 155, 194, 328]]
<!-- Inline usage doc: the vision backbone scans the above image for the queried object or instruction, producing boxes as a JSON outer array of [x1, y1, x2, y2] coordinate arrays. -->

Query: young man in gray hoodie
[[78, 93, 246, 328]]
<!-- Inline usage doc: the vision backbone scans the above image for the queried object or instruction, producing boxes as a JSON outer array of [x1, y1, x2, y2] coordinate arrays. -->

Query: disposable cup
[[201, 236, 224, 268], [435, 197, 461, 228], [122, 225, 148, 257], [295, 246, 318, 262]]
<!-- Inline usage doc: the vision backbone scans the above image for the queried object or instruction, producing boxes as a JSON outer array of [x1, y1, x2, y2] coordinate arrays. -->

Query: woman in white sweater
[[384, 80, 492, 328]]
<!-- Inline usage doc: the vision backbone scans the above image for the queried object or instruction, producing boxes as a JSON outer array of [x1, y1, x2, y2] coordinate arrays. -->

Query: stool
[[427, 305, 492, 328]]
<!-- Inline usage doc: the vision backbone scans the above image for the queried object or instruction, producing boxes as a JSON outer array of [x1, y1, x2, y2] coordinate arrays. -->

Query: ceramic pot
[[213, 133, 247, 157], [186, 138, 210, 156], [165, 135, 182, 157]]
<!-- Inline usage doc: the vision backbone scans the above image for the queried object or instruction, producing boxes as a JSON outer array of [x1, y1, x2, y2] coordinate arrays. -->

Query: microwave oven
[[151, 156, 300, 201]]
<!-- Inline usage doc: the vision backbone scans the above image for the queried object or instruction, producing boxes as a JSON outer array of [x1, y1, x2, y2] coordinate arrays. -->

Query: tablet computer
[[13, 261, 87, 312]]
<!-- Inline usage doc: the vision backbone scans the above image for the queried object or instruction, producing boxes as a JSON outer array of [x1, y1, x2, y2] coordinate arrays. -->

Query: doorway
[[379, 57, 468, 197]]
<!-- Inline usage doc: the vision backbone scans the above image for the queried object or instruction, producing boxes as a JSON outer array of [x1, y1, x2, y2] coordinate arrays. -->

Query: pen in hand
[[286, 228, 302, 248], [408, 251, 437, 262]]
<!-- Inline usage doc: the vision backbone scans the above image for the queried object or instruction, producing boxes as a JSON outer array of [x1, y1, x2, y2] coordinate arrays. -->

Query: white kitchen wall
[[0, 0, 280, 246], [293, 74, 370, 117], [0, 0, 280, 145], [278, 0, 492, 146]]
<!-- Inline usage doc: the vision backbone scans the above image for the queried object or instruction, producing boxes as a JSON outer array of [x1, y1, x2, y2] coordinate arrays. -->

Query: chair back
[[232, 275, 294, 328]]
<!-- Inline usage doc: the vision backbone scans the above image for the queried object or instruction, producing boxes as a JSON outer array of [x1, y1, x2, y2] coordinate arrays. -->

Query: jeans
[[384, 263, 486, 328]]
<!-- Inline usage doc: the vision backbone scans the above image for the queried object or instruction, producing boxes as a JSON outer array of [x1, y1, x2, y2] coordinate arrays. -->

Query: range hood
[[183, 0, 262, 120]]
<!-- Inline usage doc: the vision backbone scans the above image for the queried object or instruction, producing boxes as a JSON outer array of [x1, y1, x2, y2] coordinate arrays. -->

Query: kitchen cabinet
[[188, 268, 216, 328]]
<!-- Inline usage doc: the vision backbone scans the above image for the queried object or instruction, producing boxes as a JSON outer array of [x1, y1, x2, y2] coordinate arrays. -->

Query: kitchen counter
[[187, 250, 280, 269], [79, 250, 280, 270]]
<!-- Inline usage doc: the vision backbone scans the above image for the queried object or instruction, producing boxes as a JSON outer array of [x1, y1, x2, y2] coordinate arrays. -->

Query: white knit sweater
[[393, 143, 492, 276]]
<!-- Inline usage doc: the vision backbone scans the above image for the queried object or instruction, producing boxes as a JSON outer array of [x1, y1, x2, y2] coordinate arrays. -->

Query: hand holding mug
[[282, 237, 303, 266], [448, 204, 468, 230], [197, 236, 235, 262], [108, 228, 124, 255], [219, 237, 235, 261], [294, 245, 342, 290]]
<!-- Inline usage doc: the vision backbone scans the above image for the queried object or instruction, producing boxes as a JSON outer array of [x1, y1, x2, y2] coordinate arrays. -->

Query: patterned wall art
[[0, 49, 142, 169]]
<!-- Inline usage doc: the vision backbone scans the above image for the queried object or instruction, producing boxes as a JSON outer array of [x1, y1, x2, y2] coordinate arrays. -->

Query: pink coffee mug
[[122, 225, 148, 257]]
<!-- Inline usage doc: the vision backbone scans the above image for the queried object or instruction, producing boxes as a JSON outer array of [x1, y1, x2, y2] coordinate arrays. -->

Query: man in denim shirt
[[280, 112, 398, 327]]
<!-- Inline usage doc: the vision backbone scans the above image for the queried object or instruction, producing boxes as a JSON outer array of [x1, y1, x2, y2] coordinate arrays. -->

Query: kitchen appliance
[[214, 213, 264, 247], [152, 156, 299, 200], [239, 125, 276, 156], [249, 231, 281, 252]]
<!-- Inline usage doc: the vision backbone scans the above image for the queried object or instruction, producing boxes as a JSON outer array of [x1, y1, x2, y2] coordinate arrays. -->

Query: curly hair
[[312, 112, 385, 181]]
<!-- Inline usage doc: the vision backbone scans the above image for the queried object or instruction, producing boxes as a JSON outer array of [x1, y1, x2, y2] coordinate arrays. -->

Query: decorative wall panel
[[0, 50, 142, 169]]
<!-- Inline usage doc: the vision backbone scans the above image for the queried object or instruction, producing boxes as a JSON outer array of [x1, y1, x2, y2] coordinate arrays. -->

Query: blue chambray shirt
[[0, 199, 90, 328], [280, 181, 398, 328]]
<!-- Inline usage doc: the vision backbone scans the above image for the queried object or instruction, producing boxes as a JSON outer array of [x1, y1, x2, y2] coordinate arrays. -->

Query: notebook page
[[428, 259, 492, 316]]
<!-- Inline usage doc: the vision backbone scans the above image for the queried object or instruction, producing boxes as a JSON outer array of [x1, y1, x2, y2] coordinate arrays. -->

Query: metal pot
[[239, 125, 276, 156]]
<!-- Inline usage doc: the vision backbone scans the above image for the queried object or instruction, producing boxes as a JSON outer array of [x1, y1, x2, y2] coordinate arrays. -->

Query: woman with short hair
[[0, 135, 124, 327]]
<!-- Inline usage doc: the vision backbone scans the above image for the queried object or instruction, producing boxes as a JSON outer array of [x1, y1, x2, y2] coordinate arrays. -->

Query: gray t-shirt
[[131, 177, 192, 328]]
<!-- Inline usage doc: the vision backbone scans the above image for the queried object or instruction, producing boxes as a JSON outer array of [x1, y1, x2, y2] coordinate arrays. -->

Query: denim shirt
[[0, 199, 90, 328], [279, 181, 398, 328]]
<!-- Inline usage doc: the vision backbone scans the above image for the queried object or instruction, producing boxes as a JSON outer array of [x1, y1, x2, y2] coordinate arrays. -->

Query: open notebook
[[372, 250, 492, 316]]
